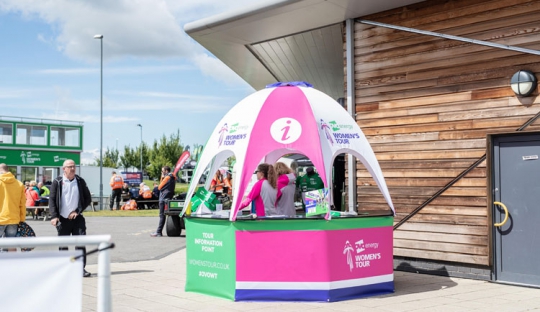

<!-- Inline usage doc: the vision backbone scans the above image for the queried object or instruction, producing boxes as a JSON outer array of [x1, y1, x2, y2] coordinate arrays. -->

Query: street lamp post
[[94, 34, 104, 210], [137, 124, 143, 177]]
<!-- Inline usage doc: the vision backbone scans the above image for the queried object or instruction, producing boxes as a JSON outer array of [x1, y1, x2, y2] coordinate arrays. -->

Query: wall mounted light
[[510, 70, 537, 97]]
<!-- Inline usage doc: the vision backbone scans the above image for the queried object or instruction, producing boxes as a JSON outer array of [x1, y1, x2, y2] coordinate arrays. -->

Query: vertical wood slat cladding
[[351, 0, 540, 265]]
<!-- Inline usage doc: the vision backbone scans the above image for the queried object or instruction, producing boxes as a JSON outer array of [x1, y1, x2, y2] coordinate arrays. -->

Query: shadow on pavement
[[111, 270, 154, 275], [388, 263, 459, 295]]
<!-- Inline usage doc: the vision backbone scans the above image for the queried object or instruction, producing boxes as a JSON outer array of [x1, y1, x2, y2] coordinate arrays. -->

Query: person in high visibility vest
[[109, 171, 124, 210], [210, 169, 224, 193]]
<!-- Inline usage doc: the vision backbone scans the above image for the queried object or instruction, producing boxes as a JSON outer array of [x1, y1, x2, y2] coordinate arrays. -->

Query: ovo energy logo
[[270, 118, 302, 144], [229, 122, 248, 134]]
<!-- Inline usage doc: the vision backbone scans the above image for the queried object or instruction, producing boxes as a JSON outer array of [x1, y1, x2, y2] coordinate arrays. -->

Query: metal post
[[100, 37, 103, 211], [97, 241, 112, 312], [137, 124, 143, 176], [346, 19, 357, 212], [94, 34, 104, 210]]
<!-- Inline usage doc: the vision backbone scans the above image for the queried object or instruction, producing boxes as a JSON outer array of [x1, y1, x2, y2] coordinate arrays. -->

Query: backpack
[[16, 222, 36, 252]]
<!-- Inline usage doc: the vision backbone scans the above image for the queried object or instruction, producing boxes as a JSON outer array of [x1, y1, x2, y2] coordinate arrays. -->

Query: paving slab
[[82, 249, 540, 312]]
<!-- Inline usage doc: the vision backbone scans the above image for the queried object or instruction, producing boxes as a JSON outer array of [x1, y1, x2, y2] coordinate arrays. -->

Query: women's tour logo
[[343, 239, 381, 272], [322, 119, 360, 145], [218, 122, 249, 147], [218, 123, 228, 147], [320, 119, 334, 146], [270, 118, 302, 144], [20, 151, 41, 164]]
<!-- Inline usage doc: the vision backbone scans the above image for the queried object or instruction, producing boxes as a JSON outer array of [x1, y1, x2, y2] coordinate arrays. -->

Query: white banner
[[0, 251, 83, 312]]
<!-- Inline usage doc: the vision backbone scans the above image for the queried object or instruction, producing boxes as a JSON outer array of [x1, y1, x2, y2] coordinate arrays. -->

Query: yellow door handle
[[493, 201, 509, 227]]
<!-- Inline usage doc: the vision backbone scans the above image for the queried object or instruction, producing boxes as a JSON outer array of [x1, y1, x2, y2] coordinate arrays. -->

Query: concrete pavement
[[26, 217, 186, 264], [82, 249, 540, 312]]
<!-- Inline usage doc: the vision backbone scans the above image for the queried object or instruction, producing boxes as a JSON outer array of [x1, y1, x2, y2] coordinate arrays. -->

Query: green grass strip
[[84, 210, 159, 217]]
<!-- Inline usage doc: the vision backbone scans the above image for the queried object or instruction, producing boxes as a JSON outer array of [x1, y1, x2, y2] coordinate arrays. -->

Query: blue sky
[[0, 0, 265, 164]]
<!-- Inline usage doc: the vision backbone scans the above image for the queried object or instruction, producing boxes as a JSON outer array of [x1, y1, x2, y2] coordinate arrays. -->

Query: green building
[[0, 116, 83, 183]]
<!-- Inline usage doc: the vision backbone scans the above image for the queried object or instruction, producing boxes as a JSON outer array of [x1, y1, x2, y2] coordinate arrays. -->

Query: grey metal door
[[493, 134, 540, 286]]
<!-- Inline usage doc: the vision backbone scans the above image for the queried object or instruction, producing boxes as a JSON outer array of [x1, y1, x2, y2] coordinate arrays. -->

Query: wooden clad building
[[352, 0, 540, 282], [185, 0, 540, 286]]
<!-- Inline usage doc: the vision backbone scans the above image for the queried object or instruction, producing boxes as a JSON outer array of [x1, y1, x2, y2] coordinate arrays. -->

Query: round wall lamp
[[510, 70, 537, 97]]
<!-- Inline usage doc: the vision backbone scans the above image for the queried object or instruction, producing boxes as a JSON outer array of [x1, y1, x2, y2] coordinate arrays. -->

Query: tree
[[147, 154, 170, 180], [135, 142, 150, 174], [119, 145, 137, 171], [148, 130, 184, 179], [94, 147, 119, 168]]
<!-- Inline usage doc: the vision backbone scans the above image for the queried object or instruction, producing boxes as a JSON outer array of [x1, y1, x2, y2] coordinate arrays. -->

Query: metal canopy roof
[[185, 0, 425, 99]]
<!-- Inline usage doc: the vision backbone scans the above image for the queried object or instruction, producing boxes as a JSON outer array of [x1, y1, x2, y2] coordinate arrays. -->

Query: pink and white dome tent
[[181, 82, 395, 219]]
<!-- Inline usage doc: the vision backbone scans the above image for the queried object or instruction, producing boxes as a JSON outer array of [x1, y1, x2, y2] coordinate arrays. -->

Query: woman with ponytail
[[274, 162, 296, 217], [239, 163, 277, 216]]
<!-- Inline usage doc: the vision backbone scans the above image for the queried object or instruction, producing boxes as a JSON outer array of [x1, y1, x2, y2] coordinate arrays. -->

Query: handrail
[[0, 235, 112, 312], [393, 155, 486, 230], [393, 109, 540, 230], [493, 202, 509, 227]]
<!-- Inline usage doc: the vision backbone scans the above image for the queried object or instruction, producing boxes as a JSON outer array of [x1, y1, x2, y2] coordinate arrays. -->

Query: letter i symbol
[[281, 120, 291, 141]]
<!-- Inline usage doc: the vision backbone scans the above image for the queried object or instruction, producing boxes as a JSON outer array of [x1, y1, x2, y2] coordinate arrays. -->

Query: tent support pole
[[346, 18, 357, 212]]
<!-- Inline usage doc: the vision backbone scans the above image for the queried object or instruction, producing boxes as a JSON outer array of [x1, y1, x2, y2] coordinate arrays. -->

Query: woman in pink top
[[275, 162, 296, 217], [25, 186, 39, 207], [239, 163, 277, 217]]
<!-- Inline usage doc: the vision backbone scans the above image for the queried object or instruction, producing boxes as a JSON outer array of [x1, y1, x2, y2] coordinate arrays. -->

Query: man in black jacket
[[150, 166, 176, 237], [50, 159, 92, 277]]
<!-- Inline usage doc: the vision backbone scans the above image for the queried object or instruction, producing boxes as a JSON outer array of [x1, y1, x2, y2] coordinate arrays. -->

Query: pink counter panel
[[185, 216, 394, 302]]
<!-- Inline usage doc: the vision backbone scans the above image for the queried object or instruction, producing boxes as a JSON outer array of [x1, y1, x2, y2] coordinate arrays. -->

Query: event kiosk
[[181, 82, 395, 302]]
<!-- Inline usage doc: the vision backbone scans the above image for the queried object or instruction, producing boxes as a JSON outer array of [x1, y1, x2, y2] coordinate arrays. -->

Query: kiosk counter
[[185, 213, 394, 302]]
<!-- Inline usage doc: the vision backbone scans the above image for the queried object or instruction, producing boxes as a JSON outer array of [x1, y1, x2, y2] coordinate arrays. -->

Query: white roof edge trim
[[184, 0, 300, 33]]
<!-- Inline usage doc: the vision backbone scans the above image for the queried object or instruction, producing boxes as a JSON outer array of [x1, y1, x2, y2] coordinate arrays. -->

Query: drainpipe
[[346, 18, 357, 212]]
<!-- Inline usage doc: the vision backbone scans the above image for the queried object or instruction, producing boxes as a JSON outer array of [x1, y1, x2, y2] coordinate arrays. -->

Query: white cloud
[[133, 91, 223, 100], [105, 100, 228, 113], [35, 65, 195, 75], [36, 68, 97, 75], [0, 0, 265, 86], [192, 53, 251, 87], [0, 0, 193, 61], [0, 88, 28, 99], [39, 112, 137, 124], [80, 148, 99, 165]]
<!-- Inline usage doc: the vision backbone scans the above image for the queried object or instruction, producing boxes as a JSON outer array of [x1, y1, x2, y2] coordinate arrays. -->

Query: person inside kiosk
[[238, 163, 277, 217]]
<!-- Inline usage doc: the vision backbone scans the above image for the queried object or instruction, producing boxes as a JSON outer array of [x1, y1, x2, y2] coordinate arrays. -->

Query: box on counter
[[195, 187, 217, 203], [304, 188, 329, 217], [190, 187, 220, 213]]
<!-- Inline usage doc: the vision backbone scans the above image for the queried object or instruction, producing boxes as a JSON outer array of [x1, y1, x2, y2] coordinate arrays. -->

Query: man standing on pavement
[[150, 166, 176, 237], [49, 159, 92, 277], [109, 171, 124, 210], [0, 164, 26, 246]]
